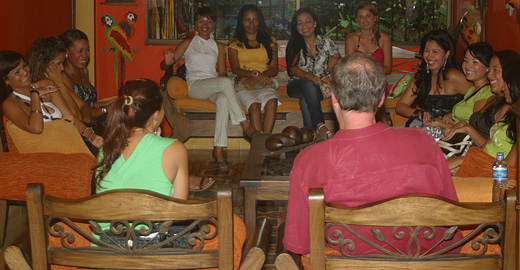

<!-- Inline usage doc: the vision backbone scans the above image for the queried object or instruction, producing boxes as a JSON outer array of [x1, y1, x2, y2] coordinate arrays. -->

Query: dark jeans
[[287, 78, 324, 129]]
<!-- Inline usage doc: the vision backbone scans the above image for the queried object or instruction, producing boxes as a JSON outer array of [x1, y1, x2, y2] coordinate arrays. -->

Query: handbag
[[320, 74, 332, 99], [437, 133, 474, 158]]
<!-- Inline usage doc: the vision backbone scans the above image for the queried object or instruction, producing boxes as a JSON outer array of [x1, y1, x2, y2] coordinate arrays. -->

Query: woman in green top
[[95, 79, 189, 199], [448, 58, 520, 171], [428, 42, 494, 130]]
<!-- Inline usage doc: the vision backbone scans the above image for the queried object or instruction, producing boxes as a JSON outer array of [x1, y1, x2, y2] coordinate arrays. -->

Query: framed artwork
[[101, 0, 138, 6]]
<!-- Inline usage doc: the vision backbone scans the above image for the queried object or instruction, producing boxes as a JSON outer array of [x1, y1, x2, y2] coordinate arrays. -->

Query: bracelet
[[252, 70, 260, 79], [30, 89, 40, 95], [410, 109, 423, 120], [82, 126, 94, 138], [29, 84, 36, 91], [100, 106, 107, 114], [30, 109, 42, 115]]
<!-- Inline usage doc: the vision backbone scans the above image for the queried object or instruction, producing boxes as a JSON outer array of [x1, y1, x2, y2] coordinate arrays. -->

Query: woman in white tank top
[[163, 7, 257, 169]]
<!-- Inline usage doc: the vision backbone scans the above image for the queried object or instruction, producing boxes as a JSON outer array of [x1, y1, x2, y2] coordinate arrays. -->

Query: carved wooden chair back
[[309, 188, 517, 269], [26, 183, 234, 270]]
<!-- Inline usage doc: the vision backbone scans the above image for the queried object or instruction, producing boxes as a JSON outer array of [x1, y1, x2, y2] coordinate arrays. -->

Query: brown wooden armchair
[[13, 183, 239, 269], [308, 188, 517, 269]]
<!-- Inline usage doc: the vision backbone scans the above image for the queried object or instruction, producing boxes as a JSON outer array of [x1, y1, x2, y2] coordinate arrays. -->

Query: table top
[[240, 133, 290, 184]]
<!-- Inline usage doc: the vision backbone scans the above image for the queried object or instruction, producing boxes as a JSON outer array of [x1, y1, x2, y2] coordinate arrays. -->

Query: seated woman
[[443, 50, 520, 147], [285, 7, 339, 133], [448, 57, 520, 172], [163, 7, 256, 169], [396, 30, 473, 126], [95, 78, 188, 198], [0, 50, 103, 149], [59, 29, 110, 125], [428, 42, 494, 131], [345, 1, 391, 125], [228, 5, 279, 136]]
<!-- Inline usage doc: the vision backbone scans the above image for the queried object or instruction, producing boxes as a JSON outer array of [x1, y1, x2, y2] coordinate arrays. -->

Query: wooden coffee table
[[240, 133, 291, 236]]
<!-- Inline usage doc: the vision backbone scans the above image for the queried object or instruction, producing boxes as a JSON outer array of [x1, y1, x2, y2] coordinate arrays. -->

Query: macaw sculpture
[[506, 0, 520, 16], [101, 12, 137, 89]]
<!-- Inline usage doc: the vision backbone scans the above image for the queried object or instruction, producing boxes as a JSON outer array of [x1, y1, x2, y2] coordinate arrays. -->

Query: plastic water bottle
[[492, 152, 508, 202]]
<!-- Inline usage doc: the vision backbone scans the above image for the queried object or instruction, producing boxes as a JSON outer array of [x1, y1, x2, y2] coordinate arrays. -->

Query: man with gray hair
[[284, 53, 459, 258]]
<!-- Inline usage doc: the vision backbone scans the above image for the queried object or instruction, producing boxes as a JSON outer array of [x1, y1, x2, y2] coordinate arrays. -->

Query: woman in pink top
[[345, 1, 392, 125], [345, 1, 392, 74]]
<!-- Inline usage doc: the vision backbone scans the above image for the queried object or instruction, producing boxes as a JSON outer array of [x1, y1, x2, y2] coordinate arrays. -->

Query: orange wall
[[0, 0, 72, 55], [95, 0, 169, 100], [485, 0, 520, 51]]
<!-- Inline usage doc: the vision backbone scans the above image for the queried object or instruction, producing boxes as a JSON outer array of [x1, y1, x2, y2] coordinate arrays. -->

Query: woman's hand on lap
[[257, 73, 271, 86], [419, 111, 431, 124], [441, 113, 453, 124], [306, 73, 321, 86], [244, 77, 256, 90]]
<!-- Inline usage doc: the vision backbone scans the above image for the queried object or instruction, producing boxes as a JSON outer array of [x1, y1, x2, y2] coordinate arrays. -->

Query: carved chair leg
[[275, 222, 301, 270], [239, 217, 272, 270]]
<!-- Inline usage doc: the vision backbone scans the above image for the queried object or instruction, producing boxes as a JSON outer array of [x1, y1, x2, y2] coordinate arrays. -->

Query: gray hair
[[331, 53, 386, 112]]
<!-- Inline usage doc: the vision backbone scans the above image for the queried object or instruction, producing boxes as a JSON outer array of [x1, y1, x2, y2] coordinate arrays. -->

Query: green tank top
[[452, 85, 493, 123], [484, 122, 513, 158], [97, 134, 178, 196], [95, 134, 178, 234]]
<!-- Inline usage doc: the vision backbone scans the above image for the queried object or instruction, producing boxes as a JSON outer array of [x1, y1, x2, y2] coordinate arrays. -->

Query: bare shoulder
[[446, 68, 465, 80], [345, 31, 360, 43], [163, 140, 187, 161], [380, 32, 391, 44]]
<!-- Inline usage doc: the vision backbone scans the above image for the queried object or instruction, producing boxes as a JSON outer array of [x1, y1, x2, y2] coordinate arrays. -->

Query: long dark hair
[[95, 79, 163, 186], [500, 59, 520, 145], [233, 4, 274, 65], [27, 37, 67, 82], [0, 51, 24, 103], [286, 7, 322, 76], [480, 50, 520, 128], [413, 30, 460, 107]]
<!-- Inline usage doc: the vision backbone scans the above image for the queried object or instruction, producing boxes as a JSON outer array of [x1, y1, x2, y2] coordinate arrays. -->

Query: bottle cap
[[497, 152, 504, 161]]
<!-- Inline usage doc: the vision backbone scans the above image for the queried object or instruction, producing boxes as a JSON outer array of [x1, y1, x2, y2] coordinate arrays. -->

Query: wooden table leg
[[244, 187, 258, 237]]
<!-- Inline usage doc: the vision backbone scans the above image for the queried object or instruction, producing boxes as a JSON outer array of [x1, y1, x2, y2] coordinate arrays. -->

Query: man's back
[[284, 122, 457, 255]]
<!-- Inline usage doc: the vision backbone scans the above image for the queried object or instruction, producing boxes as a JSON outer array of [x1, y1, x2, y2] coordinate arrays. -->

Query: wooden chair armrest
[[4, 228, 31, 270], [239, 217, 272, 270], [275, 222, 300, 270]]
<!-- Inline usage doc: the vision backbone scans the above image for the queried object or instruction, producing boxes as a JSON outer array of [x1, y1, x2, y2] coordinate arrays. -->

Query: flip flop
[[190, 176, 216, 192]]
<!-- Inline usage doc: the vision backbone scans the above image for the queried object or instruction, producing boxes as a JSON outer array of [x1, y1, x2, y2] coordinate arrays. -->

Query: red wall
[[0, 0, 72, 55]]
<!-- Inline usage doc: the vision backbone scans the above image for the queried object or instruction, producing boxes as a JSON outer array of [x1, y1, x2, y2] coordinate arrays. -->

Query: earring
[[426, 64, 430, 73], [487, 68, 490, 72], [442, 59, 447, 70], [153, 119, 158, 135]]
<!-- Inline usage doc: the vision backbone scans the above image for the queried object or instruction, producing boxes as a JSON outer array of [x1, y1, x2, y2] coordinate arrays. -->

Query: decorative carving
[[47, 216, 218, 252], [325, 222, 503, 259]]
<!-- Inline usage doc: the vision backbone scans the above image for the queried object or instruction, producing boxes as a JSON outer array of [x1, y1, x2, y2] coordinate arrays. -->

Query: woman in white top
[[0, 50, 103, 148], [165, 7, 256, 169]]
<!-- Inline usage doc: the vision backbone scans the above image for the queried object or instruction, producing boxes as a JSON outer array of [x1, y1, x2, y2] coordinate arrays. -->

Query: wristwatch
[[252, 70, 260, 79]]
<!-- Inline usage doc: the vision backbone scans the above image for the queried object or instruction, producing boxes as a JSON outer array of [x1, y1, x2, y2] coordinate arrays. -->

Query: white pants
[[237, 88, 279, 110], [188, 77, 246, 147]]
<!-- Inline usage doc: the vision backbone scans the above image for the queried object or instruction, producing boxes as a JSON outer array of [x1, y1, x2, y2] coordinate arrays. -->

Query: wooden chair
[[308, 188, 517, 269], [22, 183, 235, 269]]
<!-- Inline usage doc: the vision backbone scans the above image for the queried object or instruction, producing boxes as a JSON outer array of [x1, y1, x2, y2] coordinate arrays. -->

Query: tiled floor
[[187, 148, 286, 270]]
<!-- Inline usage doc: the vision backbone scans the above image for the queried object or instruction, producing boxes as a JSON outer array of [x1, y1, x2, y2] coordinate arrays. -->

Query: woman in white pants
[[165, 7, 257, 169]]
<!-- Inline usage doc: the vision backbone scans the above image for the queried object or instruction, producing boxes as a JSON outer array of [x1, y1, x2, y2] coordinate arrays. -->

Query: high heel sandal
[[212, 148, 229, 170], [243, 130, 261, 144]]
